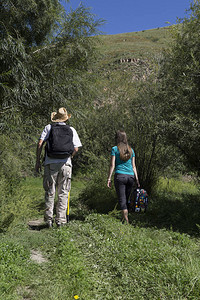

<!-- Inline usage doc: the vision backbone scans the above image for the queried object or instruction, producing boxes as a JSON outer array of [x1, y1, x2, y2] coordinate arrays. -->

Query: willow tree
[[0, 0, 103, 129], [31, 4, 103, 124], [0, 0, 103, 185], [159, 0, 200, 175], [0, 0, 61, 117]]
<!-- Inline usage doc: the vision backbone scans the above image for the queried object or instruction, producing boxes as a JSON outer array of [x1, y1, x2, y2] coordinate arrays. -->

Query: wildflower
[[74, 295, 79, 299]]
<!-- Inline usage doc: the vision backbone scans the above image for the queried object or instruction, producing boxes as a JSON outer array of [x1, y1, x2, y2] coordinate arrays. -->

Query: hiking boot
[[56, 223, 66, 228], [47, 220, 53, 228]]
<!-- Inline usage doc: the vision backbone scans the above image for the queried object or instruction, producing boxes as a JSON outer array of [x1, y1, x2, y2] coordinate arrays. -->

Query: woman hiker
[[107, 130, 140, 224]]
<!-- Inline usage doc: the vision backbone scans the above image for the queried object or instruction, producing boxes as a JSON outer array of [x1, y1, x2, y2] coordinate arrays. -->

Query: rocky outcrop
[[114, 57, 152, 81]]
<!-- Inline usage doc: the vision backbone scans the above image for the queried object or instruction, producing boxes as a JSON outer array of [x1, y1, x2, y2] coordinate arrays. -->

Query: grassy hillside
[[97, 27, 172, 65]]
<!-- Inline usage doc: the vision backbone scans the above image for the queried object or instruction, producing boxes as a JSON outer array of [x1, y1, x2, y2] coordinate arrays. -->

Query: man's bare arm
[[35, 139, 44, 173], [72, 147, 79, 158]]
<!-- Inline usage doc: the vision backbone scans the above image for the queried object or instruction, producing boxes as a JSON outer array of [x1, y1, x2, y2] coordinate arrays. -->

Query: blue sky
[[61, 0, 192, 35]]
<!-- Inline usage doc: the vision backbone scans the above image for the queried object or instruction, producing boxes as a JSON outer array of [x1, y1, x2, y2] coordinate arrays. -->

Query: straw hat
[[51, 107, 71, 122]]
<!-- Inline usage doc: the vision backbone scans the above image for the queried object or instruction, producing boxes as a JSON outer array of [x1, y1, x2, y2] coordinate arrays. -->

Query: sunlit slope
[[97, 27, 171, 64]]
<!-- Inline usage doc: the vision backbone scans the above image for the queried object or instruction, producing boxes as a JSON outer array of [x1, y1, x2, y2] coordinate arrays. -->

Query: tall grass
[[0, 176, 44, 232], [130, 176, 200, 235]]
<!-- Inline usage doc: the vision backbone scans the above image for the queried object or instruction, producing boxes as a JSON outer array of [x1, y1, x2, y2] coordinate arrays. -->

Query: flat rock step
[[28, 218, 47, 230], [30, 249, 48, 264]]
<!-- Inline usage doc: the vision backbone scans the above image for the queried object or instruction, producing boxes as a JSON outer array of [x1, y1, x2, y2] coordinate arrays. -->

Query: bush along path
[[0, 178, 200, 300]]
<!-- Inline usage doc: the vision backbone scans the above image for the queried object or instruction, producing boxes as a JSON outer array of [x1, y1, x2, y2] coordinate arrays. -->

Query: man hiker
[[35, 107, 82, 228]]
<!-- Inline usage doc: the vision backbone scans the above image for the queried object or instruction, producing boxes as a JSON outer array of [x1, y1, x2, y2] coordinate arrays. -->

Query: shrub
[[79, 165, 118, 214], [0, 133, 36, 231]]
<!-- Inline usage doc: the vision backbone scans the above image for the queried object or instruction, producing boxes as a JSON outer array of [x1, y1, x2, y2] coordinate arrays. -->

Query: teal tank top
[[111, 146, 135, 175]]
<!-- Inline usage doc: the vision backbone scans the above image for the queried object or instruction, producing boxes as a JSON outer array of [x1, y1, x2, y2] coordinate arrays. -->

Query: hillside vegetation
[[97, 27, 171, 61]]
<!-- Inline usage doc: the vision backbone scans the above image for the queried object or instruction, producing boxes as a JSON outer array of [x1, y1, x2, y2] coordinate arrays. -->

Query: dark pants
[[114, 174, 135, 210]]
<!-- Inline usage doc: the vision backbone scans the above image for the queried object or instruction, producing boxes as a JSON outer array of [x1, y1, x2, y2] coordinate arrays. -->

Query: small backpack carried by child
[[128, 188, 148, 213]]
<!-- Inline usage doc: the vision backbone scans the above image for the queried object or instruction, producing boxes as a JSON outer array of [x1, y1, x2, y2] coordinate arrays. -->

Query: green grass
[[141, 176, 200, 235], [97, 27, 172, 64], [0, 176, 200, 299], [1, 214, 200, 299], [157, 176, 199, 195]]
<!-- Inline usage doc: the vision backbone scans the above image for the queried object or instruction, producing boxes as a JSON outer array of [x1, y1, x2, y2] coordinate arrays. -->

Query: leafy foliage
[[158, 1, 200, 174], [0, 1, 103, 121], [31, 4, 103, 121], [0, 0, 64, 119], [0, 0, 64, 45]]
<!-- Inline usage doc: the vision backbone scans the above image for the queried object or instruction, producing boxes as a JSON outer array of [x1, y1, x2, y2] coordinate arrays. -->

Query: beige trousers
[[43, 162, 72, 225]]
